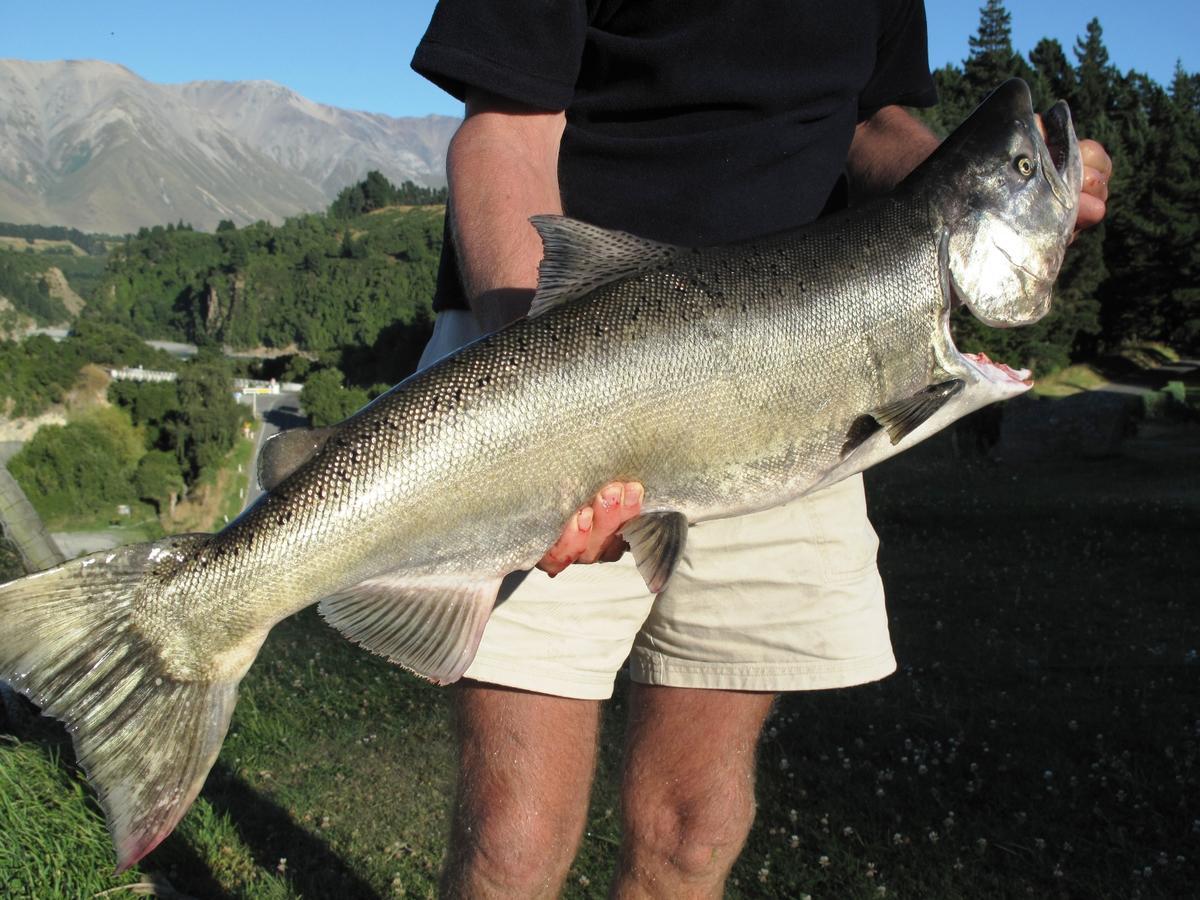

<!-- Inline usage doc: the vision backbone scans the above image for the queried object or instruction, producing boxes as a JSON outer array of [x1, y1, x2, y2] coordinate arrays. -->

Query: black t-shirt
[[413, 1, 937, 311]]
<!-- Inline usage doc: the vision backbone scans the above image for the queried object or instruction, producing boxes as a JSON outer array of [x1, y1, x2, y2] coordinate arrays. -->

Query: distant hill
[[0, 60, 459, 234], [90, 205, 442, 362]]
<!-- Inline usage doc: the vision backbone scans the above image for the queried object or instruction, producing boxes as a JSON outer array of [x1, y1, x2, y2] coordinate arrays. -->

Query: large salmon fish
[[0, 79, 1082, 870]]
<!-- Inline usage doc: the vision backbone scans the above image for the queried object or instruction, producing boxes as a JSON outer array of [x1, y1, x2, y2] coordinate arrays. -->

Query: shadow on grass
[[2, 707, 382, 899], [188, 763, 384, 899]]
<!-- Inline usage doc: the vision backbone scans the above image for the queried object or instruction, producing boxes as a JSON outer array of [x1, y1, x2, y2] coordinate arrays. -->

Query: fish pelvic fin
[[622, 511, 690, 594], [0, 537, 239, 873], [318, 573, 501, 684]]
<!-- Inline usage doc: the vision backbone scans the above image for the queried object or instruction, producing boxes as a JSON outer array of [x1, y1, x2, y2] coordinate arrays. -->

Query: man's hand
[[537, 481, 644, 576], [1075, 138, 1112, 236]]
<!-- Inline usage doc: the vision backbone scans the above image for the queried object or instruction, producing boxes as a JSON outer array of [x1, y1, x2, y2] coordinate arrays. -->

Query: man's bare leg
[[440, 682, 601, 899], [613, 684, 775, 898]]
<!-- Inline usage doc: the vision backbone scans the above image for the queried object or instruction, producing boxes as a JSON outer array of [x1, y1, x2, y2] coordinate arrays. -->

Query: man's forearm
[[846, 105, 940, 198], [447, 93, 566, 333]]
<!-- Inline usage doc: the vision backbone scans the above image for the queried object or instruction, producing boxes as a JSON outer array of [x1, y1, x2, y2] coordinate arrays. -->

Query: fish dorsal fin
[[258, 426, 338, 491], [318, 573, 501, 684], [871, 379, 965, 445], [528, 215, 683, 317], [621, 511, 690, 594]]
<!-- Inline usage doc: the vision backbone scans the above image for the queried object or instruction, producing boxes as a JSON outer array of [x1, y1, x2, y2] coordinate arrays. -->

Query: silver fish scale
[[138, 197, 947, 669]]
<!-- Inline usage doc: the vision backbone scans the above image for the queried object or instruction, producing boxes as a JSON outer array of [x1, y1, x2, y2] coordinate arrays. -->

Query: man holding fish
[[0, 1, 1114, 890], [411, 2, 1111, 896]]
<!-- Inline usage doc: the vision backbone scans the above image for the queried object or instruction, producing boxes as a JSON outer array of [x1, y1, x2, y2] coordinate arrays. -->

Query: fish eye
[[1015, 155, 1036, 177]]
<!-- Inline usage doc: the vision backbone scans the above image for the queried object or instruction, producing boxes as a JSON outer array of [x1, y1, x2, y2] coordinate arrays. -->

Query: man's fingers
[[1074, 188, 1107, 236], [537, 505, 593, 577], [536, 481, 645, 574], [1073, 162, 1110, 237], [1079, 138, 1113, 180], [1082, 165, 1110, 203], [581, 482, 642, 562], [1071, 140, 1112, 238]]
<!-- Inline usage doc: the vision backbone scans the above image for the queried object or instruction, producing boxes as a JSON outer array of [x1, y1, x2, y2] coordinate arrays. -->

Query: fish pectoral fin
[[528, 215, 683, 316], [258, 425, 338, 491], [871, 379, 966, 445], [621, 511, 690, 594], [318, 573, 501, 685]]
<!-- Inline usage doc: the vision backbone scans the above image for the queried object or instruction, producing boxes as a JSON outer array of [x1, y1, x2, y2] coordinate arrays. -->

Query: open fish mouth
[[1038, 99, 1080, 211], [962, 351, 1032, 387], [1042, 101, 1074, 178], [939, 242, 1035, 389]]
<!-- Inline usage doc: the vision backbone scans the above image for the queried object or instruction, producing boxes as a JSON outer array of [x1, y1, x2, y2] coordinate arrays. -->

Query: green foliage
[[932, 3, 1200, 365], [963, 0, 1027, 103], [0, 335, 81, 417], [0, 246, 109, 318], [0, 322, 178, 419], [6, 408, 143, 524], [171, 356, 245, 480], [300, 367, 371, 427], [102, 356, 245, 497], [0, 222, 110, 256], [328, 170, 447, 219], [132, 450, 186, 513], [89, 208, 441, 361], [0, 256, 67, 323]]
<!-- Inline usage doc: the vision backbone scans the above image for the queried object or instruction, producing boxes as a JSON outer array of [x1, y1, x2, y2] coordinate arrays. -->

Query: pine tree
[[963, 1, 1033, 104], [1073, 19, 1115, 136], [1148, 67, 1200, 348], [1028, 38, 1074, 110]]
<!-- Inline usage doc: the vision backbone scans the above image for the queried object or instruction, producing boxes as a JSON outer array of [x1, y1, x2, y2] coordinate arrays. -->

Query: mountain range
[[0, 59, 459, 234]]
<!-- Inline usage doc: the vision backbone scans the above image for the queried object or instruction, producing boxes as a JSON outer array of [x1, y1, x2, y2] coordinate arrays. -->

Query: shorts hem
[[628, 649, 897, 692], [462, 659, 618, 700]]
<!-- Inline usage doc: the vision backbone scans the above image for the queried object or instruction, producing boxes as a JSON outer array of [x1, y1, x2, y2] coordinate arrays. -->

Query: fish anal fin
[[529, 215, 683, 317], [621, 511, 690, 594], [872, 379, 966, 445], [318, 573, 500, 684], [258, 426, 338, 491]]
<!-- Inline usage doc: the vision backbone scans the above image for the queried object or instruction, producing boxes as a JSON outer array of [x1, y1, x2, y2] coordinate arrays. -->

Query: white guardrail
[[108, 367, 301, 394]]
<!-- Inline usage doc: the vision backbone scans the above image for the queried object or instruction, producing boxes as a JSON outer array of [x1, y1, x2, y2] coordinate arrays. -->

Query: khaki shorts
[[419, 310, 895, 700]]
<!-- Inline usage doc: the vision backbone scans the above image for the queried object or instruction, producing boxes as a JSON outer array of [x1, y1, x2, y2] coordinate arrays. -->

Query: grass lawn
[[1, 412, 1197, 898]]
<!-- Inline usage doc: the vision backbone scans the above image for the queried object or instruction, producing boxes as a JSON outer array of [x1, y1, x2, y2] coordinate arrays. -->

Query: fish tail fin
[[0, 537, 238, 872]]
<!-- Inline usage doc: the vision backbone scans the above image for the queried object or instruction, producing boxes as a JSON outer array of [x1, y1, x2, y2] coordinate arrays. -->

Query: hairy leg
[[613, 684, 776, 899], [440, 681, 601, 899]]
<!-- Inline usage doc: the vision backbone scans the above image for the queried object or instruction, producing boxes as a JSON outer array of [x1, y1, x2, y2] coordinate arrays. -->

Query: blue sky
[[1, 1, 1195, 119]]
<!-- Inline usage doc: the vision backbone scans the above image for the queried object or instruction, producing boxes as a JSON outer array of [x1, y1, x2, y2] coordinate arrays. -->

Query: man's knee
[[621, 775, 758, 877], [446, 793, 577, 895], [442, 684, 600, 896]]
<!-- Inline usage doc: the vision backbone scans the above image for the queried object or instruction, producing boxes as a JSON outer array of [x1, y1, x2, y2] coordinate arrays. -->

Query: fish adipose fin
[[622, 511, 690, 594], [0, 537, 239, 873], [258, 425, 338, 491], [529, 215, 683, 316], [318, 573, 500, 684], [870, 379, 966, 445]]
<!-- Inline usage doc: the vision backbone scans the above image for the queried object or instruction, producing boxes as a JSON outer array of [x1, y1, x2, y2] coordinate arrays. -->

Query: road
[[244, 393, 308, 510], [22, 326, 292, 361]]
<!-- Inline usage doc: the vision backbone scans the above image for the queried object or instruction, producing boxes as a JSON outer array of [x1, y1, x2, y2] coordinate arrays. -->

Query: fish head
[[918, 78, 1083, 328]]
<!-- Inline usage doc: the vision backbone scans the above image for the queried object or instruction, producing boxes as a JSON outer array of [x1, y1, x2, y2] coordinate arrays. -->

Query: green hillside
[[89, 204, 442, 355]]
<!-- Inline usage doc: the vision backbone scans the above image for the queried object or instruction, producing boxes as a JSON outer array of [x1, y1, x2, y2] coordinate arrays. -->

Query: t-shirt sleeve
[[411, 0, 590, 110], [858, 0, 938, 116]]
